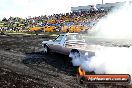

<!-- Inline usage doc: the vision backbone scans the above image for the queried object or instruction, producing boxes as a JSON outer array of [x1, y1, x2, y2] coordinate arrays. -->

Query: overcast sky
[[0, 0, 130, 19]]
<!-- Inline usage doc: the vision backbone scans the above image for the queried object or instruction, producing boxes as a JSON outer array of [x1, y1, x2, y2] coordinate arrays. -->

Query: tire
[[69, 49, 80, 58], [43, 45, 49, 54]]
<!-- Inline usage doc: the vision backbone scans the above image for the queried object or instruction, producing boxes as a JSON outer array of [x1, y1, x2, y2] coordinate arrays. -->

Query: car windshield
[[54, 34, 64, 42], [67, 34, 84, 41]]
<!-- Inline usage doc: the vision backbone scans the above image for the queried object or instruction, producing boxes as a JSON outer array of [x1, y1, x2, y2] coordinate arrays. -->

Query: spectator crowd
[[0, 11, 107, 33]]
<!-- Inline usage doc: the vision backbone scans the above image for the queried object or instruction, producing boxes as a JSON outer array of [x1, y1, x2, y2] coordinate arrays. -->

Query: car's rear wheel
[[69, 49, 80, 58]]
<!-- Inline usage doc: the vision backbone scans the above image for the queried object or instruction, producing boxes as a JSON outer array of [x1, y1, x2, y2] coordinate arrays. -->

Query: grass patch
[[1, 30, 59, 37]]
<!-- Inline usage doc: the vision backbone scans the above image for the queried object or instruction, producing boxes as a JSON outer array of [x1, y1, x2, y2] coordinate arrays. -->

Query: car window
[[67, 34, 83, 41], [54, 35, 64, 42]]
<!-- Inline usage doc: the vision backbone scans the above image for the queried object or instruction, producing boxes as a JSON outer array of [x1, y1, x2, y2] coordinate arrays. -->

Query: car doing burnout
[[42, 33, 96, 58]]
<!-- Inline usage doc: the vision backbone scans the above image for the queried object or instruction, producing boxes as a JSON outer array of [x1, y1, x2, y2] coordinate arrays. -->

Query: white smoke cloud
[[86, 2, 132, 76], [70, 1, 132, 82], [90, 46, 132, 74], [90, 1, 132, 39]]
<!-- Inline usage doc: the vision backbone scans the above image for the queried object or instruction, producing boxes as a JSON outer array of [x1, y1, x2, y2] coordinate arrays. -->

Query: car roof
[[67, 33, 79, 35], [60, 33, 79, 36]]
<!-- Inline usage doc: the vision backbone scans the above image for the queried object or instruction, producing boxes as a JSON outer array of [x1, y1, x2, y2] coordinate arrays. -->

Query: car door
[[61, 36, 72, 55], [48, 34, 65, 53]]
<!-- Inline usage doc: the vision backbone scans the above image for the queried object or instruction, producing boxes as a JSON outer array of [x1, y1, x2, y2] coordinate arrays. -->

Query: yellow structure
[[29, 27, 43, 31], [61, 26, 68, 32], [69, 25, 81, 32], [44, 26, 55, 32]]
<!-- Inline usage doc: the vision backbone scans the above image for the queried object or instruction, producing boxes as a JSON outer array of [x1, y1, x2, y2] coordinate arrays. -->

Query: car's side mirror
[[47, 40, 53, 44], [48, 40, 53, 43]]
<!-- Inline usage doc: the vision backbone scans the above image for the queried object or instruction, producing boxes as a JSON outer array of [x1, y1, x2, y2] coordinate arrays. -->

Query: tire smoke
[[69, 1, 132, 82]]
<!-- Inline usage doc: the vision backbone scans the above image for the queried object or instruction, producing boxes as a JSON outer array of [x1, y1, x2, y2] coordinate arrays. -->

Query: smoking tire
[[69, 49, 80, 58], [69, 49, 81, 75]]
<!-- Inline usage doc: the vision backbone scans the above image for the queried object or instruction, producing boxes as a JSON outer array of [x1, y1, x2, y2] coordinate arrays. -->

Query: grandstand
[[71, 1, 132, 12], [1, 1, 131, 33]]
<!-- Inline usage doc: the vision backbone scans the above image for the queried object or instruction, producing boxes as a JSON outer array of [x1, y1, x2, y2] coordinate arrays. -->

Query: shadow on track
[[22, 52, 78, 76]]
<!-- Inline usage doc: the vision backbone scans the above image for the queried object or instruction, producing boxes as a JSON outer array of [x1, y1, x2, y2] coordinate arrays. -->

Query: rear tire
[[69, 49, 80, 58]]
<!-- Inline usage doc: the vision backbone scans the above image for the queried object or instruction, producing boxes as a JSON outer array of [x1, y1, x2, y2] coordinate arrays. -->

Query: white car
[[42, 33, 96, 58]]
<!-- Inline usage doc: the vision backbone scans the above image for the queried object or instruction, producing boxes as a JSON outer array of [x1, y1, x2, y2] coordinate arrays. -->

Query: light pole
[[102, 0, 103, 4]]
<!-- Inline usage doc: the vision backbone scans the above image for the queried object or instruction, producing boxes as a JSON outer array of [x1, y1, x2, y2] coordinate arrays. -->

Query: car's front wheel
[[43, 45, 49, 54]]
